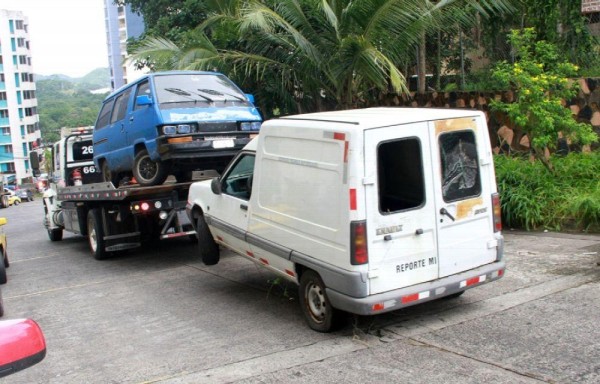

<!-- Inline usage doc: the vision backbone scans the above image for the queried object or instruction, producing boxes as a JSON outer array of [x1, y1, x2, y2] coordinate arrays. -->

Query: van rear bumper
[[326, 260, 506, 316]]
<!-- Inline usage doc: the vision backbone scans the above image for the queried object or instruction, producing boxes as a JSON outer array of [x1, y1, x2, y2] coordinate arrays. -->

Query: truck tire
[[0, 290, 4, 317], [196, 216, 219, 265], [0, 250, 6, 284], [299, 270, 342, 332], [0, 195, 8, 208], [133, 149, 169, 186], [101, 161, 120, 187], [87, 209, 108, 260], [48, 228, 63, 241]]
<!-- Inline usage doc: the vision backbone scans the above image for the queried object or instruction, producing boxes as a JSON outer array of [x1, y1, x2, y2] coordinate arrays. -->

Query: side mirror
[[0, 319, 46, 378], [136, 95, 153, 106], [245, 94, 255, 104], [210, 177, 222, 195]]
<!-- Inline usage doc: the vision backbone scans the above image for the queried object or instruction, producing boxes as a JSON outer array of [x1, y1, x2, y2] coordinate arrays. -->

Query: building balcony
[[0, 135, 13, 144]]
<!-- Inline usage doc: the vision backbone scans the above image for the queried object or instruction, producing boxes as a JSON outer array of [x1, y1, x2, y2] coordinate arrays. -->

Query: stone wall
[[375, 78, 600, 154]]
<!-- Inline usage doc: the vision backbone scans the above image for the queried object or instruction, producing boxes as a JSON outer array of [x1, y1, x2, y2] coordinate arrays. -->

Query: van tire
[[299, 270, 341, 332], [133, 149, 170, 186], [87, 209, 108, 260], [196, 216, 219, 265], [101, 161, 120, 187], [48, 228, 63, 241]]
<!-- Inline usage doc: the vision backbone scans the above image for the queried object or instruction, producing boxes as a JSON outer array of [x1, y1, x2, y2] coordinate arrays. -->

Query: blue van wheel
[[133, 149, 170, 186]]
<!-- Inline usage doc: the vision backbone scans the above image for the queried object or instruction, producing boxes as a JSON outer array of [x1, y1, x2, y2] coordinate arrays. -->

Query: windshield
[[154, 74, 249, 108]]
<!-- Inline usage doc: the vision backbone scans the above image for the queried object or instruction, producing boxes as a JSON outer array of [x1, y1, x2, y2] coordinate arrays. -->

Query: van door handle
[[240, 204, 248, 211], [129, 117, 134, 122], [415, 228, 423, 235], [440, 208, 455, 222]]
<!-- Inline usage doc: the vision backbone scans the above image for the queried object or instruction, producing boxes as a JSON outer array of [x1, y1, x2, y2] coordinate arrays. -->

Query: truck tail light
[[351, 220, 368, 265], [492, 193, 502, 232]]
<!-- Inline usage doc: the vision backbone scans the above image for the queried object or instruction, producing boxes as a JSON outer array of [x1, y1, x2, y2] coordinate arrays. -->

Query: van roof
[[276, 107, 483, 130]]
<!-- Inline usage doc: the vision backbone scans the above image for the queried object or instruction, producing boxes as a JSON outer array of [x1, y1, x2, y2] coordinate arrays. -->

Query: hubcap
[[89, 225, 97, 252], [306, 282, 326, 322], [138, 155, 158, 181]]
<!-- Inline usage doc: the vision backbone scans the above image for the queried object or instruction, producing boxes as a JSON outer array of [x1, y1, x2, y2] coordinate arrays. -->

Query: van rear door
[[364, 123, 439, 295], [430, 117, 497, 277]]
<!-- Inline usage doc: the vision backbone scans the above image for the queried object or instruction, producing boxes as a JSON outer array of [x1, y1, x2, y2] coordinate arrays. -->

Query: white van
[[187, 108, 505, 332]]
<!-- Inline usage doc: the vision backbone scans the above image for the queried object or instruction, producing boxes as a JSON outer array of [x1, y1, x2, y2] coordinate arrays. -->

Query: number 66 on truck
[[186, 107, 506, 332]]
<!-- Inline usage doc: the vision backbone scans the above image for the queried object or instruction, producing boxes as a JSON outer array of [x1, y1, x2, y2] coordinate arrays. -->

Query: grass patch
[[494, 152, 600, 232]]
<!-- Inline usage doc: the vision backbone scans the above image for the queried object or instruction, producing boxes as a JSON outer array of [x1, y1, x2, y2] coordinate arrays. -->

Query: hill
[[36, 68, 111, 144]]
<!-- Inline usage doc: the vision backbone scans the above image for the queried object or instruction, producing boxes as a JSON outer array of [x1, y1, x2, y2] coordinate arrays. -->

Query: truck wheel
[[0, 250, 6, 284], [87, 209, 108, 260], [0, 196, 8, 208], [48, 228, 63, 241], [196, 216, 219, 265], [0, 290, 4, 317], [133, 149, 169, 186], [102, 161, 120, 187], [299, 270, 342, 332]]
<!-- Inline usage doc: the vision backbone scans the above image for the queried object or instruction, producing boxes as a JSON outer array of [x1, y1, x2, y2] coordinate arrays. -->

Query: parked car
[[0, 318, 46, 378], [0, 217, 8, 317], [7, 195, 20, 206], [15, 186, 34, 202], [93, 70, 262, 186]]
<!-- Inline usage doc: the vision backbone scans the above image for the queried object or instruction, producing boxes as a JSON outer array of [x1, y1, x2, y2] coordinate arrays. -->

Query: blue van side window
[[111, 89, 131, 123], [134, 81, 150, 111], [96, 99, 115, 131]]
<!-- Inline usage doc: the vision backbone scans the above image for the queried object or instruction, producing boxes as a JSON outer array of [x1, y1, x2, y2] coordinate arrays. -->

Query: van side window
[[221, 154, 255, 200], [377, 138, 425, 213], [95, 99, 115, 130], [134, 81, 150, 110], [439, 130, 481, 202], [111, 89, 132, 124]]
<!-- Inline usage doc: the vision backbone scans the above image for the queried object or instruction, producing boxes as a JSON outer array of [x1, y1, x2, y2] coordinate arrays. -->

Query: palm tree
[[130, 0, 514, 113]]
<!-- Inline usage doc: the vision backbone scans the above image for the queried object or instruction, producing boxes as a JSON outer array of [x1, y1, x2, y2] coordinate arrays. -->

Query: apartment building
[[0, 9, 41, 185], [104, 1, 145, 90]]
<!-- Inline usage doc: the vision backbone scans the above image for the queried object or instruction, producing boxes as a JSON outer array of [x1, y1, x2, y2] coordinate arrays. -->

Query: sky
[[2, 0, 108, 78]]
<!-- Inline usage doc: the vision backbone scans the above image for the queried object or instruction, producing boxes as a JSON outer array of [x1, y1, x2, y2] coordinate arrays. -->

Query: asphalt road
[[2, 199, 599, 383]]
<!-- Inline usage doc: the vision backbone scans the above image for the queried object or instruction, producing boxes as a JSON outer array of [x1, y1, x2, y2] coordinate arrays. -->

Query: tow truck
[[30, 127, 208, 259]]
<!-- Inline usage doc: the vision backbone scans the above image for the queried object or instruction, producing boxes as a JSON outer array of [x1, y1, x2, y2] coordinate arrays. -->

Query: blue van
[[93, 71, 262, 186]]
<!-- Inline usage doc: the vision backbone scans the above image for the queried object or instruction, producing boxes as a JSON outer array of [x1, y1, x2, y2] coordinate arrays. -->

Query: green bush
[[494, 152, 600, 232]]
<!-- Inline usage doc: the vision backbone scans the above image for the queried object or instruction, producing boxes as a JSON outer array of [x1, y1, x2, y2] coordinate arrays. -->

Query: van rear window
[[439, 130, 481, 202], [377, 138, 425, 214]]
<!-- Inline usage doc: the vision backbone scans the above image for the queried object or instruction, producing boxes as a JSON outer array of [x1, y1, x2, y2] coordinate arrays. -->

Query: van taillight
[[492, 193, 502, 232], [351, 221, 368, 265]]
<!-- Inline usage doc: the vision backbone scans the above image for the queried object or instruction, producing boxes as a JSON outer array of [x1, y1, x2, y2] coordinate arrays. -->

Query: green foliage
[[495, 152, 600, 232], [128, 0, 514, 115], [490, 28, 597, 170], [36, 72, 110, 144]]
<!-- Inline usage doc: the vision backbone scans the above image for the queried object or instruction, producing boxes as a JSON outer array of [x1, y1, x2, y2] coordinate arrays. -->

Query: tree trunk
[[418, 31, 427, 94]]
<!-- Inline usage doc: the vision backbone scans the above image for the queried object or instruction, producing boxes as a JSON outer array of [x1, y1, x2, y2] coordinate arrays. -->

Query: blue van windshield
[[154, 74, 250, 109]]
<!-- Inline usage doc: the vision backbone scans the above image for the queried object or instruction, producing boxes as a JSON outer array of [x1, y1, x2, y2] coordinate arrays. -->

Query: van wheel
[[87, 209, 108, 260], [196, 216, 219, 265], [299, 270, 341, 332], [174, 171, 193, 183], [48, 228, 63, 241], [133, 149, 169, 186], [101, 161, 120, 187]]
